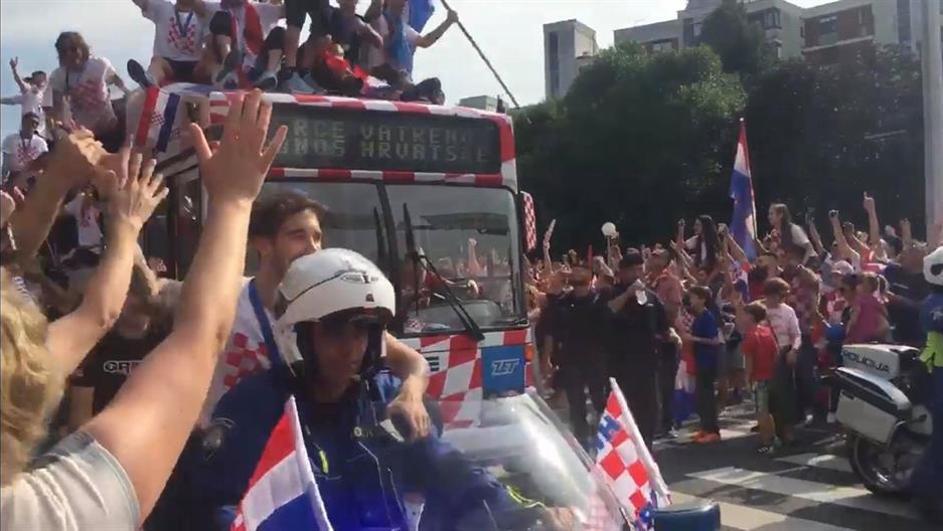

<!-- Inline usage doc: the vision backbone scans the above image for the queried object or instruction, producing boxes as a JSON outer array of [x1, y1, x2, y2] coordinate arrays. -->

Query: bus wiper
[[403, 204, 485, 342]]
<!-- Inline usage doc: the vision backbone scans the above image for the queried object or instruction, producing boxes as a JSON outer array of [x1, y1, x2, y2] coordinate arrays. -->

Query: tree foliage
[[699, 0, 769, 76], [514, 42, 926, 251], [515, 44, 745, 252]]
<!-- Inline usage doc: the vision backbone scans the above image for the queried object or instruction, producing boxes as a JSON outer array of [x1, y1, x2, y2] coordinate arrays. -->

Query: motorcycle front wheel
[[848, 432, 924, 497]]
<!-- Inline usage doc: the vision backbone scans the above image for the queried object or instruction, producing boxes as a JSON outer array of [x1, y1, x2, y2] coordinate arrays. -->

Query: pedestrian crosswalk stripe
[[670, 491, 853, 531], [775, 453, 853, 474], [686, 466, 920, 520]]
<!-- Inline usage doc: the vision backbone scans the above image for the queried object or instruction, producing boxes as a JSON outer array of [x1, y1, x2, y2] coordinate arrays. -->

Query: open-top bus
[[129, 84, 534, 428]]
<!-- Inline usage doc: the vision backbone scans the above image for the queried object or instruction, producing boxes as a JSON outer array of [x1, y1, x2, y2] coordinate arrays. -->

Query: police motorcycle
[[833, 343, 932, 495], [189, 249, 630, 530]]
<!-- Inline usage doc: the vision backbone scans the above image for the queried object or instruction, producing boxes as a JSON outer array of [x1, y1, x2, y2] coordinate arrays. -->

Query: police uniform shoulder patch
[[201, 417, 235, 461]]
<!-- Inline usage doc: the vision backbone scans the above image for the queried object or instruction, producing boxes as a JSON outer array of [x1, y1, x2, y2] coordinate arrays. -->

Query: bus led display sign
[[270, 104, 502, 174]]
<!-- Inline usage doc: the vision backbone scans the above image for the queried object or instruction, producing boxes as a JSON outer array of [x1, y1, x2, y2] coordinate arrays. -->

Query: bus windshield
[[252, 182, 525, 336], [388, 184, 524, 335]]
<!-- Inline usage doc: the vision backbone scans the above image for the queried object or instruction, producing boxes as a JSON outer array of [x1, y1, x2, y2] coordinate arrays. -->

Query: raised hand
[[9, 57, 18, 71], [46, 128, 108, 189], [0, 191, 15, 229], [107, 152, 168, 232], [862, 192, 875, 213], [188, 90, 287, 205]]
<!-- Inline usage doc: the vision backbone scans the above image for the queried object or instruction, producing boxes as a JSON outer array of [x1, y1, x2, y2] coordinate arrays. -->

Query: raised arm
[[8, 130, 104, 261], [83, 91, 287, 521], [805, 213, 826, 257], [416, 9, 458, 48], [829, 211, 859, 265], [9, 58, 27, 94], [47, 151, 167, 375], [862, 192, 882, 255], [364, 0, 383, 21]]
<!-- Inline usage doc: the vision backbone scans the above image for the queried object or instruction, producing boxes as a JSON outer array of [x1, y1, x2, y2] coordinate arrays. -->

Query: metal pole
[[439, 0, 523, 109], [922, 0, 943, 237]]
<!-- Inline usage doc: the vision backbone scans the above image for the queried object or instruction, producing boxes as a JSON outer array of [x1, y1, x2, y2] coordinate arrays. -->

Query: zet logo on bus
[[482, 345, 525, 394]]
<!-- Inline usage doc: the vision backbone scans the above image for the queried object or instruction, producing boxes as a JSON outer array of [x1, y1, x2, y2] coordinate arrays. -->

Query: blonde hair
[[0, 268, 62, 486]]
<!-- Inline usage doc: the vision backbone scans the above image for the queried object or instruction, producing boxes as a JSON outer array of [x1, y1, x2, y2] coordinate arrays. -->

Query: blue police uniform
[[911, 291, 943, 516], [187, 365, 533, 530]]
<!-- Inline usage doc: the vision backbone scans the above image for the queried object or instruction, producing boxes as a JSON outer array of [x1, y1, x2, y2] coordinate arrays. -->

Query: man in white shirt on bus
[[1, 113, 48, 189], [362, 0, 458, 83], [0, 58, 52, 140], [127, 0, 213, 86]]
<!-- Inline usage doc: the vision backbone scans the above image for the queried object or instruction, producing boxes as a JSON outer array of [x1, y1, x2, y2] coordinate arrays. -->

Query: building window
[[817, 15, 839, 46], [547, 32, 559, 95], [757, 9, 782, 30], [683, 18, 695, 46], [897, 0, 912, 44]]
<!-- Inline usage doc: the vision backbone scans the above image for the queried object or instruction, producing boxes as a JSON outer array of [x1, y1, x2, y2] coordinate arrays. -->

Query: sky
[[0, 0, 834, 139]]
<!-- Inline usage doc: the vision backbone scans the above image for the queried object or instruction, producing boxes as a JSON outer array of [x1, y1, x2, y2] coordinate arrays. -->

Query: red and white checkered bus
[[128, 84, 534, 428]]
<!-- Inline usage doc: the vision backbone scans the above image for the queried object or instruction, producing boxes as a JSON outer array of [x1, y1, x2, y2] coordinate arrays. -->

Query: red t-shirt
[[741, 324, 778, 382]]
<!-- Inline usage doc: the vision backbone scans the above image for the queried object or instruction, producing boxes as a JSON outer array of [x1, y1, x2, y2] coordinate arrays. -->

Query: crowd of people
[[1, 0, 459, 193], [528, 199, 942, 454]]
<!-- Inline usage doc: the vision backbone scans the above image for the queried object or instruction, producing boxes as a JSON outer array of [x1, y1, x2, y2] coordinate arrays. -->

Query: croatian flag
[[134, 87, 183, 153], [729, 120, 757, 260], [595, 379, 670, 530], [231, 397, 333, 531], [409, 0, 436, 32]]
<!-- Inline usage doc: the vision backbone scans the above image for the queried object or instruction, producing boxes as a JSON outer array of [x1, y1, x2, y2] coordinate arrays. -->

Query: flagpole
[[439, 0, 522, 109]]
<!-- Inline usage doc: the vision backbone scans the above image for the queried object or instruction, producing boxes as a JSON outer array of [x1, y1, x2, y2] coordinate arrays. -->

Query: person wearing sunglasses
[[189, 248, 538, 530]]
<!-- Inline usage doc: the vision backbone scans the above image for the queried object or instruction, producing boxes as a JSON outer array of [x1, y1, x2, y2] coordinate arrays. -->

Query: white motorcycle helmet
[[925, 245, 943, 287], [274, 248, 396, 376]]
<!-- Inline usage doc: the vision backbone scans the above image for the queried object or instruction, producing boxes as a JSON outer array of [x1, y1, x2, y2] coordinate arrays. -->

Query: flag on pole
[[134, 86, 183, 153], [729, 120, 757, 261], [595, 379, 670, 530], [408, 0, 436, 32], [231, 397, 333, 531], [521, 191, 537, 252]]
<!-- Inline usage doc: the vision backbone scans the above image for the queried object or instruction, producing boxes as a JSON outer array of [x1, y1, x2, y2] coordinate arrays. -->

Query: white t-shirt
[[3, 86, 51, 138], [143, 0, 208, 63], [200, 278, 278, 425], [204, 2, 284, 70], [364, 14, 420, 71], [1, 133, 48, 173], [50, 57, 118, 134], [765, 303, 801, 351], [0, 431, 139, 531], [64, 194, 103, 250]]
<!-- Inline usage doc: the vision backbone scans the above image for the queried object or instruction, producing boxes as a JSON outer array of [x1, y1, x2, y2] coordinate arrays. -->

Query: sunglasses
[[318, 313, 385, 338]]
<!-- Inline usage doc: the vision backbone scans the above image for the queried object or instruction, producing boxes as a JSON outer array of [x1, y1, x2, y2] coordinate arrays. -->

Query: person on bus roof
[[203, 0, 291, 91], [362, 0, 458, 84], [49, 32, 130, 151], [126, 0, 214, 88]]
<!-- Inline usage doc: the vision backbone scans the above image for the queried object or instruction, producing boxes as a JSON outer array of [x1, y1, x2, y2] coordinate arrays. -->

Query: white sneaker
[[279, 72, 317, 94]]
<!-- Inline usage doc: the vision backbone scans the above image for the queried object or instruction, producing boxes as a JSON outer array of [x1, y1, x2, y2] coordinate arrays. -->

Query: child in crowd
[[762, 277, 801, 447], [846, 272, 890, 343], [738, 302, 779, 454], [689, 285, 723, 444]]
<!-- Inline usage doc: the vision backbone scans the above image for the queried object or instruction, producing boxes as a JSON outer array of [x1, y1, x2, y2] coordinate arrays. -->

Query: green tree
[[515, 44, 745, 251], [745, 45, 924, 234], [700, 0, 769, 76]]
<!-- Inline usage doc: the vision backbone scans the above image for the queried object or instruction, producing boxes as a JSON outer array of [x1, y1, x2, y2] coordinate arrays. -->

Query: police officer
[[190, 249, 545, 529], [912, 246, 943, 522], [606, 249, 670, 450], [544, 260, 609, 446]]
